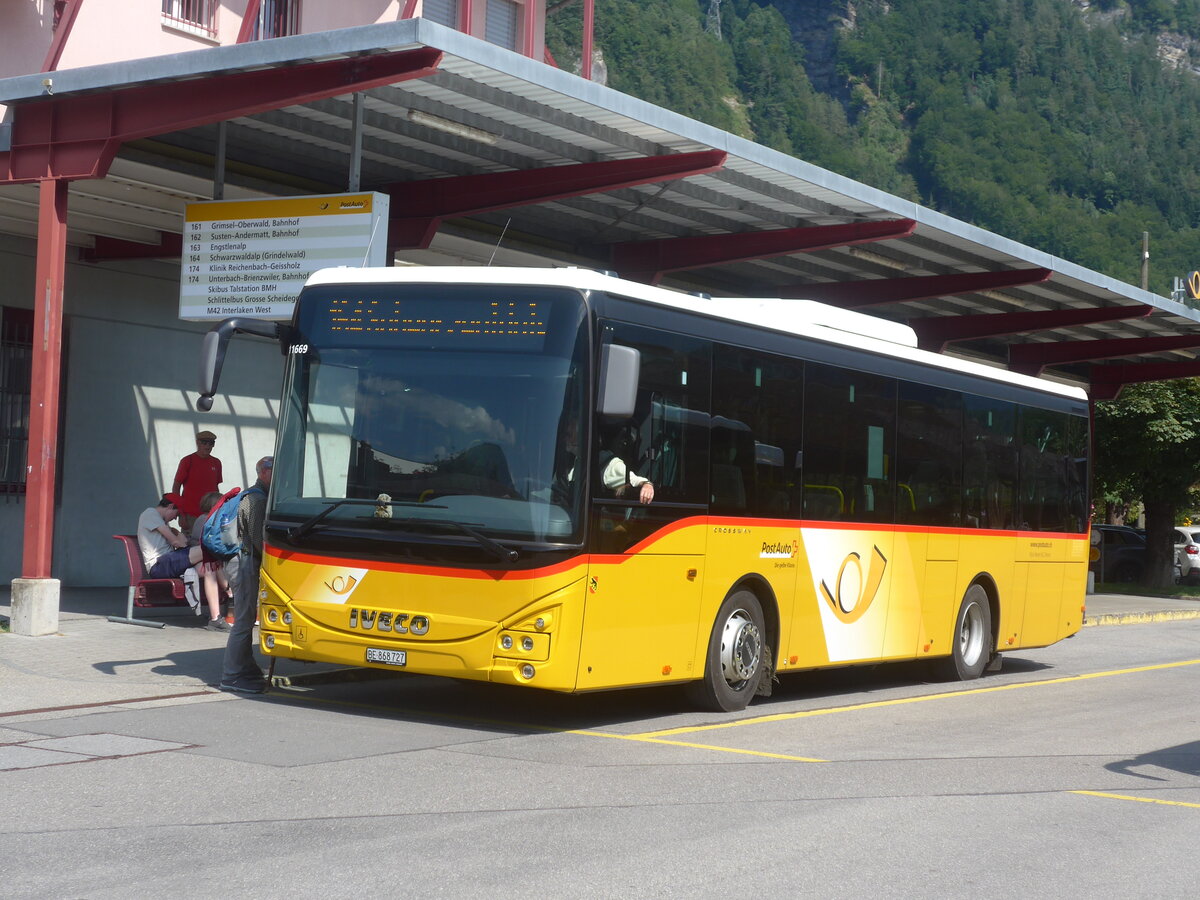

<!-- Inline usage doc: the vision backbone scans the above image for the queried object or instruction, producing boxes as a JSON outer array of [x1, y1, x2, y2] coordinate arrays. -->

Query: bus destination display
[[314, 296, 550, 350]]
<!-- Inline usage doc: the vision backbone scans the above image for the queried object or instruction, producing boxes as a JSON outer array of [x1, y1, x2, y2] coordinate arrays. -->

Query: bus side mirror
[[198, 317, 285, 412], [598, 344, 639, 418]]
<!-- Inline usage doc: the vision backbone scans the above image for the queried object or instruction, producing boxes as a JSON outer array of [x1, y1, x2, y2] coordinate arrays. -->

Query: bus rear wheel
[[686, 590, 765, 712], [934, 584, 992, 681]]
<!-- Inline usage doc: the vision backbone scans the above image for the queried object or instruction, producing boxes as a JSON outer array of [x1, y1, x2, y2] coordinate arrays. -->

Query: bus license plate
[[366, 647, 407, 667]]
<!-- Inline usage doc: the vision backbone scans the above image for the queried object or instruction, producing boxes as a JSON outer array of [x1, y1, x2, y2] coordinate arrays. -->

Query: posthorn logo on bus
[[820, 545, 888, 624], [349, 608, 430, 635]]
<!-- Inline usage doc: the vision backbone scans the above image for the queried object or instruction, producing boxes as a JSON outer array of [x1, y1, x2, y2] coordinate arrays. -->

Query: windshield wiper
[[377, 516, 519, 564], [287, 498, 444, 541]]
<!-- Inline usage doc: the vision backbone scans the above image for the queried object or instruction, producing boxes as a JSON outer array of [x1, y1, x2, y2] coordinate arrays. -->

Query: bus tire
[[686, 590, 765, 712], [934, 583, 992, 681]]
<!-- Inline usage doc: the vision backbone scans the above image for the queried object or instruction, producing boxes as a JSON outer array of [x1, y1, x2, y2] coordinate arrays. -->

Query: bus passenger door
[[578, 323, 711, 690], [580, 501, 707, 689]]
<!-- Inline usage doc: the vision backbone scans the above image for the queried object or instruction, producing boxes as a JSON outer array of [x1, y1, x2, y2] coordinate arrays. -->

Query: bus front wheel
[[934, 584, 993, 681], [686, 590, 765, 712]]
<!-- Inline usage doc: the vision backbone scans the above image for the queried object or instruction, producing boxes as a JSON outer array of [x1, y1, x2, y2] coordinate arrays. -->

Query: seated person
[[599, 425, 654, 505], [137, 493, 229, 632], [601, 454, 655, 504]]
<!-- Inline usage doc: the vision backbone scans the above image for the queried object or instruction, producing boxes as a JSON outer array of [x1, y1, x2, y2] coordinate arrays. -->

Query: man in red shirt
[[173, 430, 223, 532]]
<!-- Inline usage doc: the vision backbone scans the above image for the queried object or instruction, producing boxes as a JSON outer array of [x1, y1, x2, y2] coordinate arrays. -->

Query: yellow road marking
[[570, 730, 826, 763], [1072, 791, 1200, 809], [634, 658, 1200, 739], [271, 657, 1200, 766], [270, 690, 827, 760]]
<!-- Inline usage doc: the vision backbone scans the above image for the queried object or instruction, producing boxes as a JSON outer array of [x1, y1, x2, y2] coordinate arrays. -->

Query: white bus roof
[[304, 266, 1088, 403]]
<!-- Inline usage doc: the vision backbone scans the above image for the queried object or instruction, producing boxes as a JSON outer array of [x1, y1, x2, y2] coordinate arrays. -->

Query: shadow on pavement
[[91, 645, 226, 683], [1106, 740, 1200, 781]]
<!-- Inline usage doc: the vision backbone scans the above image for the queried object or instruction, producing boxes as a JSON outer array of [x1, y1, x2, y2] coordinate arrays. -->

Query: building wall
[[0, 234, 280, 586], [1, 1, 547, 81]]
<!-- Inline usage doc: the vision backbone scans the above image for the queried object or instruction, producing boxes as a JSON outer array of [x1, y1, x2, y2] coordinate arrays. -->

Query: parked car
[[1174, 527, 1200, 584], [1090, 524, 1146, 583]]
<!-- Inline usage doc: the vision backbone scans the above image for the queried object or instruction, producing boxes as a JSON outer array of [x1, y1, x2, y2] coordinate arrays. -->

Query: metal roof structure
[[4, 17, 1200, 399]]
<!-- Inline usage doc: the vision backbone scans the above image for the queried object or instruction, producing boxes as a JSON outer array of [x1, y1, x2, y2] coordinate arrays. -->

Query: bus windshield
[[272, 283, 589, 548]]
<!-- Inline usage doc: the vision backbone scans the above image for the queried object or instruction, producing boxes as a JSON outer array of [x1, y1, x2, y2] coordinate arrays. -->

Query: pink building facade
[[2, 1, 548, 78]]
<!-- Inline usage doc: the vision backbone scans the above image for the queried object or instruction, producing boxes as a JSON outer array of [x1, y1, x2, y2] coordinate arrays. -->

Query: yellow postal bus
[[200, 267, 1089, 711]]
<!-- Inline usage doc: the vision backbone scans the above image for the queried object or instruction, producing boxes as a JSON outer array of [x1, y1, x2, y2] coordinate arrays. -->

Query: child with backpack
[[191, 490, 235, 630]]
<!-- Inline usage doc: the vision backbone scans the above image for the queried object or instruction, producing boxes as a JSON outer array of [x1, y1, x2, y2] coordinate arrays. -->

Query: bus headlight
[[282, 611, 293, 625], [267, 609, 279, 624], [520, 664, 535, 679], [501, 635, 513, 650], [264, 634, 276, 649]]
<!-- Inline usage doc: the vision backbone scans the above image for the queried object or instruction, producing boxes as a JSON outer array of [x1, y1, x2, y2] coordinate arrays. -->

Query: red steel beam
[[384, 149, 728, 250], [779, 267, 1052, 308], [41, 0, 85, 72], [23, 179, 68, 579], [583, 0, 595, 80], [2, 47, 442, 184], [610, 219, 917, 285], [1089, 361, 1200, 401], [80, 232, 183, 262], [1009, 334, 1200, 377], [909, 304, 1153, 353], [236, 0, 263, 43]]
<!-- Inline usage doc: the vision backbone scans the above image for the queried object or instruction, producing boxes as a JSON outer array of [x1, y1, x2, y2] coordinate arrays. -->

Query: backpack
[[201, 485, 264, 559]]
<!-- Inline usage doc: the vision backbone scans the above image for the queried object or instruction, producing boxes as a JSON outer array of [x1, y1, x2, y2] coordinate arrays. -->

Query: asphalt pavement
[[1, 585, 1198, 721]]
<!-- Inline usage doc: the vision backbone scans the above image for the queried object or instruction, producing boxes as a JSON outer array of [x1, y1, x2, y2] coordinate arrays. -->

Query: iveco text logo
[[349, 608, 430, 635]]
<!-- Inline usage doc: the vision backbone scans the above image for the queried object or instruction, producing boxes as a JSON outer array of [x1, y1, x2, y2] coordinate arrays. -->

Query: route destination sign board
[[180, 192, 390, 321]]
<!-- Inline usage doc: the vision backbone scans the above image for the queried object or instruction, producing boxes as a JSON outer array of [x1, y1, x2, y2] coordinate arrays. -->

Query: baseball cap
[[163, 492, 184, 508]]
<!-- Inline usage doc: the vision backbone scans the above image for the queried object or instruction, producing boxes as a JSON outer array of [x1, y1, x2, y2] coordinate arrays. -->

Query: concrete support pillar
[[11, 578, 61, 635]]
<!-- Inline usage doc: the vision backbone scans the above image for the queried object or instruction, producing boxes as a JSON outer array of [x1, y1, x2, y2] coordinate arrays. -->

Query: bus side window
[[1018, 407, 1078, 532], [963, 396, 1016, 529], [710, 417, 754, 513], [803, 362, 896, 524], [896, 383, 963, 527], [601, 323, 711, 505], [712, 344, 803, 518]]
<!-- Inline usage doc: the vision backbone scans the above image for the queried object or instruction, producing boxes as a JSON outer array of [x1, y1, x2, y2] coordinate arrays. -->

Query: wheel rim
[[959, 600, 986, 667], [719, 608, 762, 687]]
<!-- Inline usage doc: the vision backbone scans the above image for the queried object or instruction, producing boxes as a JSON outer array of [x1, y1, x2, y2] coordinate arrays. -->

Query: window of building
[[253, 0, 301, 40], [0, 307, 33, 496], [423, 0, 459, 28], [161, 0, 219, 38], [485, 0, 522, 51]]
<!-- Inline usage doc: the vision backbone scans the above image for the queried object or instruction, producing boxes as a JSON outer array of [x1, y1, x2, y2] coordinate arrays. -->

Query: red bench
[[108, 534, 195, 628]]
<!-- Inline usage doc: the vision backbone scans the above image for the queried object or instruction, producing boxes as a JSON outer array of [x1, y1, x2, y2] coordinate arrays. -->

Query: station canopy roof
[[2, 18, 1199, 399]]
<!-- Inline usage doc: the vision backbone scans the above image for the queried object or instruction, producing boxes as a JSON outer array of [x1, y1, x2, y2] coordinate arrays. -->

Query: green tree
[[1095, 380, 1200, 587]]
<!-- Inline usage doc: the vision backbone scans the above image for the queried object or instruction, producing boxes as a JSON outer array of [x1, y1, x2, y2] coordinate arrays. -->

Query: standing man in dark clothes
[[220, 455, 272, 694], [173, 430, 223, 533]]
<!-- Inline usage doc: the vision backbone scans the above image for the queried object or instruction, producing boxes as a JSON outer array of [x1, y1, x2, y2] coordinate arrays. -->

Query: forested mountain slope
[[547, 0, 1200, 295]]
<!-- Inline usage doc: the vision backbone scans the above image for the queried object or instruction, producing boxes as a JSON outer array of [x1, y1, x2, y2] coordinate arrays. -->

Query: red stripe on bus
[[266, 545, 589, 581], [265, 518, 1085, 581]]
